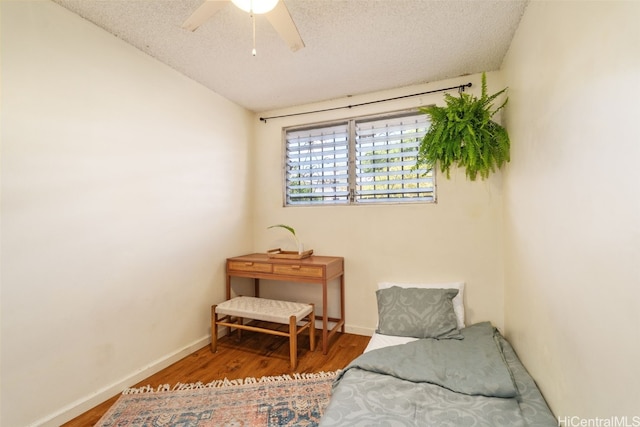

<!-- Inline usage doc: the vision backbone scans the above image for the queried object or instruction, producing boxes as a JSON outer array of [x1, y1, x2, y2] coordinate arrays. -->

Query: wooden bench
[[211, 296, 315, 369]]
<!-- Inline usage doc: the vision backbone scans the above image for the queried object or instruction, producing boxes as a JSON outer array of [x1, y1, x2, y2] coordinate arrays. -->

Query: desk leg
[[226, 275, 231, 300], [322, 280, 328, 354], [254, 278, 260, 298], [340, 274, 345, 333]]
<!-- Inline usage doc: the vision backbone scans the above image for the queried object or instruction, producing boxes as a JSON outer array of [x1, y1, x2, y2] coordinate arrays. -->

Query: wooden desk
[[226, 253, 344, 354]]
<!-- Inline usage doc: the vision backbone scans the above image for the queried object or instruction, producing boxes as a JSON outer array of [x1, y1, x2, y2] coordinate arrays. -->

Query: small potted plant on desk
[[267, 224, 313, 259]]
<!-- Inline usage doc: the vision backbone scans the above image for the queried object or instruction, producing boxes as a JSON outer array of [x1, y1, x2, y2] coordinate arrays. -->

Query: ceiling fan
[[182, 0, 305, 53]]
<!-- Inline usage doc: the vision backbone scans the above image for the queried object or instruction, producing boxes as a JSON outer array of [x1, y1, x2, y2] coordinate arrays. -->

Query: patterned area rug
[[96, 371, 338, 427]]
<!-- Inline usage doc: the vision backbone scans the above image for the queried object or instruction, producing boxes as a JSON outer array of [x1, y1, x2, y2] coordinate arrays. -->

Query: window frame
[[282, 109, 436, 207]]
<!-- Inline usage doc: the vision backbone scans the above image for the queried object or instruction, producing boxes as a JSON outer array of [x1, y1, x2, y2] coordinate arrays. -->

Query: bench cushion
[[216, 296, 313, 324]]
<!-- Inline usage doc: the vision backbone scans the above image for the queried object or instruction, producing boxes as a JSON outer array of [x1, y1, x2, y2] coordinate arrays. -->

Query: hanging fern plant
[[416, 73, 510, 180]]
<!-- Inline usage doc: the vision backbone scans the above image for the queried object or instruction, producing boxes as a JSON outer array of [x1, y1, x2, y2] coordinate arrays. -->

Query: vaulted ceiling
[[52, 0, 528, 112]]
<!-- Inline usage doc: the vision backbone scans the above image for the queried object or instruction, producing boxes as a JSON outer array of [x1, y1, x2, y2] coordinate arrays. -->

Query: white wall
[[0, 2, 253, 426], [502, 0, 640, 419], [251, 74, 507, 336]]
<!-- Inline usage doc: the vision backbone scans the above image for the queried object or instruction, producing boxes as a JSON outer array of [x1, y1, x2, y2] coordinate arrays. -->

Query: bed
[[319, 282, 556, 426]]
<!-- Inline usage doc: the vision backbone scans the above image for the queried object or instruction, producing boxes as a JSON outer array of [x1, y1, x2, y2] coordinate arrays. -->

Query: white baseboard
[[344, 324, 374, 337], [31, 335, 211, 427]]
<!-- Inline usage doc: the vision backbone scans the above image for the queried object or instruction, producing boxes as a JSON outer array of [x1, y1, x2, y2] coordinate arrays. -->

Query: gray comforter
[[319, 322, 556, 427]]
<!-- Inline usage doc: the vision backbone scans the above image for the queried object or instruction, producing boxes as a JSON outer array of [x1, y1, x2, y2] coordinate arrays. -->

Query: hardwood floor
[[62, 325, 370, 426]]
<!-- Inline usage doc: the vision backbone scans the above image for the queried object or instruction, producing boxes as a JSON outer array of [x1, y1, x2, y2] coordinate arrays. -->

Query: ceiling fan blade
[[182, 0, 230, 32], [265, 1, 305, 52]]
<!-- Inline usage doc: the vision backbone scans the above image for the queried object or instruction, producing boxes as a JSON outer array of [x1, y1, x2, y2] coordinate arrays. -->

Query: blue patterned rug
[[96, 371, 338, 427]]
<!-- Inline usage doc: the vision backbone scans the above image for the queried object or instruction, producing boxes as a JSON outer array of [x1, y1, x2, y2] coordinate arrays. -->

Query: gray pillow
[[376, 286, 462, 339]]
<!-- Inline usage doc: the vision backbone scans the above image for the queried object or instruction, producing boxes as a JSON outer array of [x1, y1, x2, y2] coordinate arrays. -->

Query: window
[[284, 110, 435, 206]]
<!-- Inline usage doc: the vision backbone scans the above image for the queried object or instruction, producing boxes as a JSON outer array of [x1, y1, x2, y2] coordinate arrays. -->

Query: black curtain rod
[[259, 82, 472, 123]]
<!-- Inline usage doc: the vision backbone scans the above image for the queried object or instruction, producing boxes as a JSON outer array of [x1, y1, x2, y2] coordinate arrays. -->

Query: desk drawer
[[228, 261, 273, 274], [273, 264, 324, 278]]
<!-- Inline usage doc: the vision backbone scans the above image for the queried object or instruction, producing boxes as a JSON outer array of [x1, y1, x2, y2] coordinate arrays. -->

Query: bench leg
[[309, 305, 316, 352], [289, 315, 297, 370], [211, 305, 218, 353]]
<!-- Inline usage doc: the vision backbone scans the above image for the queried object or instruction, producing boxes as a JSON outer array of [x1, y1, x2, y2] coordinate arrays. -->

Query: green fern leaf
[[416, 72, 510, 180]]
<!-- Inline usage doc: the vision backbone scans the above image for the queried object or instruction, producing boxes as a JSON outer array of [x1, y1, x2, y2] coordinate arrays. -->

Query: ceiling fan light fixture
[[231, 0, 279, 14]]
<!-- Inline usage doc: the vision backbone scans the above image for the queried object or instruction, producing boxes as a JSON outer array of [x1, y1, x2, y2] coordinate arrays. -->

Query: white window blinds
[[284, 110, 435, 206], [285, 123, 350, 205], [355, 112, 434, 203]]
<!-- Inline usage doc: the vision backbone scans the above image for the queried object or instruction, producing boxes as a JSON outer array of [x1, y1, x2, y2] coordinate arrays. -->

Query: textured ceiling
[[51, 0, 528, 113]]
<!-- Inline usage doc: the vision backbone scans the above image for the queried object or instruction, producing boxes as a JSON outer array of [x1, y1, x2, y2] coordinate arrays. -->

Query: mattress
[[363, 332, 418, 353]]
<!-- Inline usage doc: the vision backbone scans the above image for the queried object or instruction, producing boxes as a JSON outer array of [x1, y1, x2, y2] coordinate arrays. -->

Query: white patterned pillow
[[375, 286, 462, 339]]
